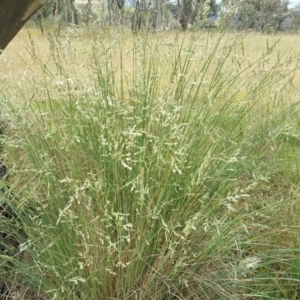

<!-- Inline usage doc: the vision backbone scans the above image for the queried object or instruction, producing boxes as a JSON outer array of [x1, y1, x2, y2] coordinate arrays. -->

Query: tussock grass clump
[[1, 29, 300, 299]]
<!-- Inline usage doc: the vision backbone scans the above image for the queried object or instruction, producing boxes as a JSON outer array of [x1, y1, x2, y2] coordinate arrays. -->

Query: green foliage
[[289, 4, 300, 32], [235, 0, 290, 33]]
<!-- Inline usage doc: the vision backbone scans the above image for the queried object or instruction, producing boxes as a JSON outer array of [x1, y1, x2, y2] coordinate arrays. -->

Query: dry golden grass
[[1, 27, 300, 107]]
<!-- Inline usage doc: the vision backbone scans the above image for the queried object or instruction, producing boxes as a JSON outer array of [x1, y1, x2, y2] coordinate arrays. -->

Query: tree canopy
[[234, 0, 290, 33]]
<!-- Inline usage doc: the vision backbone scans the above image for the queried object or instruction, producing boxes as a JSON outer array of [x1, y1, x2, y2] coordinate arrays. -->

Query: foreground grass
[[1, 28, 300, 299]]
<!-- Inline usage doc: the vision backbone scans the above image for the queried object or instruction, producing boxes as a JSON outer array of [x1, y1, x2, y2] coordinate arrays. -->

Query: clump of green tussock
[[1, 29, 300, 299]]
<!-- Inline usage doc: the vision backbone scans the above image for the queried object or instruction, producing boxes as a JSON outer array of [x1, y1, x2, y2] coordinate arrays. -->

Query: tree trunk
[[0, 0, 49, 52], [107, 0, 115, 26], [69, 0, 79, 25], [84, 0, 93, 24], [152, 0, 163, 30], [180, 0, 193, 30]]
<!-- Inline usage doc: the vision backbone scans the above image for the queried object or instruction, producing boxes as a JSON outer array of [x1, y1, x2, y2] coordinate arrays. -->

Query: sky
[[289, 0, 299, 7]]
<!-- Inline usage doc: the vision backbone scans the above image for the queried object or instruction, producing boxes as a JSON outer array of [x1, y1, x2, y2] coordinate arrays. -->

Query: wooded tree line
[[227, 0, 294, 34], [34, 0, 300, 33], [36, 0, 218, 31]]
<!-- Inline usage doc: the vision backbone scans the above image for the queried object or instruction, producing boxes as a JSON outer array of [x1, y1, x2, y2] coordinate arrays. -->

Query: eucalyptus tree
[[152, 0, 164, 30], [107, 0, 125, 25], [69, 0, 79, 25], [0, 0, 49, 52], [171, 0, 218, 30], [234, 0, 290, 33], [129, 0, 151, 31], [130, 0, 171, 31], [48, 0, 79, 24], [289, 4, 300, 31], [84, 0, 93, 24]]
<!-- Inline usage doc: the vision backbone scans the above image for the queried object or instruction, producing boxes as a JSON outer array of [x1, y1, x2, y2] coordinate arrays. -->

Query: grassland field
[[0, 26, 300, 299]]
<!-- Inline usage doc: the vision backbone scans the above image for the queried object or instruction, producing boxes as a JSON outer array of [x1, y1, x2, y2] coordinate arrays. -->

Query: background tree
[[69, 0, 79, 25], [152, 0, 164, 30], [83, 0, 93, 24], [170, 0, 217, 30], [26, 0, 220, 32], [129, 0, 151, 31], [107, 0, 125, 25], [39, 0, 80, 25], [289, 3, 300, 31], [235, 0, 290, 33]]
